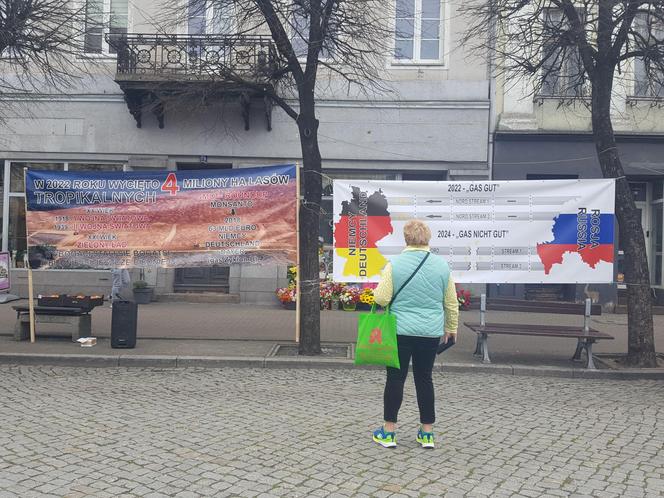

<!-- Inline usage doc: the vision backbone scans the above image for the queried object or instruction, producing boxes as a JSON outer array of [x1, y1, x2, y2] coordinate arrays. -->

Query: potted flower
[[132, 280, 153, 304], [330, 282, 347, 310], [457, 288, 471, 310], [339, 286, 361, 311], [319, 281, 333, 310], [276, 285, 296, 309], [357, 288, 375, 310], [287, 265, 297, 285]]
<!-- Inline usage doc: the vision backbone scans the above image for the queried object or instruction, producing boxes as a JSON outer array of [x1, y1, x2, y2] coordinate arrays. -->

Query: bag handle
[[389, 252, 430, 307]]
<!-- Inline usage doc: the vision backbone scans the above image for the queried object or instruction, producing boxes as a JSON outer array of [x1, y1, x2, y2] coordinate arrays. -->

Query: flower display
[[339, 286, 361, 305], [359, 288, 375, 305], [319, 282, 334, 303], [457, 288, 471, 310], [319, 280, 346, 301], [276, 285, 296, 303], [287, 266, 297, 285]]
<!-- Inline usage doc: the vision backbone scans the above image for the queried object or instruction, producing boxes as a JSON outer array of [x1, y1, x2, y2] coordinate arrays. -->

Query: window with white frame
[[83, 0, 128, 55], [651, 181, 663, 286], [187, 0, 233, 35], [633, 15, 664, 98], [540, 8, 586, 97], [3, 162, 125, 259], [540, 8, 588, 97], [393, 0, 443, 63], [291, 7, 332, 60]]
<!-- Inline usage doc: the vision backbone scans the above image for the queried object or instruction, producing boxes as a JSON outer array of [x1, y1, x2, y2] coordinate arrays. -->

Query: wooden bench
[[463, 295, 614, 369], [12, 305, 92, 342]]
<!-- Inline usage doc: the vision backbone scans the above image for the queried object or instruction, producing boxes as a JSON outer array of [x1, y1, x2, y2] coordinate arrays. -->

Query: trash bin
[[111, 300, 138, 348]]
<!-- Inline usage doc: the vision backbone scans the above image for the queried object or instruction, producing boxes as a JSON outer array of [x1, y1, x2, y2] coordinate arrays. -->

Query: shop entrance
[[174, 161, 233, 293], [174, 266, 230, 292]]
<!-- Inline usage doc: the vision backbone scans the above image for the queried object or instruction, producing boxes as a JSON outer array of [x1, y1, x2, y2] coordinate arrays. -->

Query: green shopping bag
[[355, 304, 400, 369]]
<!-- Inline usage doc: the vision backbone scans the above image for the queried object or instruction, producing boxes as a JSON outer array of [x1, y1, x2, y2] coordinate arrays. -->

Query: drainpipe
[[486, 5, 497, 182], [485, 4, 497, 299]]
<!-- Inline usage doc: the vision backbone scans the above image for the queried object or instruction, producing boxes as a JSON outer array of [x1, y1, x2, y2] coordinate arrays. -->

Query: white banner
[[332, 179, 616, 283]]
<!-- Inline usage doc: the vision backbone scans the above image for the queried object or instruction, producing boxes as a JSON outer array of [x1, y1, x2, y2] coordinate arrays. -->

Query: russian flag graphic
[[537, 213, 615, 275]]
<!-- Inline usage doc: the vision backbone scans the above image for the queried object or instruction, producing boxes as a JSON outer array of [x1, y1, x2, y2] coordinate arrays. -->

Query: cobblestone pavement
[[1, 366, 663, 498]]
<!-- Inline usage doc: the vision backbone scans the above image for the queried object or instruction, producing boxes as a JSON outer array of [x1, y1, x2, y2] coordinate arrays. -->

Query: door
[[174, 267, 230, 292], [521, 173, 580, 301], [651, 200, 663, 287], [173, 162, 233, 292], [617, 183, 649, 286]]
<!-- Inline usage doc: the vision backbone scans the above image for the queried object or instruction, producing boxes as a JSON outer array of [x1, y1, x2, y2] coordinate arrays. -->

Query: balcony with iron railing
[[107, 33, 280, 130]]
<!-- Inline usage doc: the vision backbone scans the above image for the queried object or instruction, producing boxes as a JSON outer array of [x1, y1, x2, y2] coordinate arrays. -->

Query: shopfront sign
[[333, 179, 615, 283], [25, 164, 297, 269]]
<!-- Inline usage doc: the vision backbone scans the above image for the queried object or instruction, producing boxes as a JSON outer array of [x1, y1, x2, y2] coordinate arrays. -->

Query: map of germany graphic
[[333, 186, 393, 278]]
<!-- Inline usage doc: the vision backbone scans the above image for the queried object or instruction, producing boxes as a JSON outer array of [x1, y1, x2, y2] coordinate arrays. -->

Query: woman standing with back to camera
[[371, 219, 459, 449]]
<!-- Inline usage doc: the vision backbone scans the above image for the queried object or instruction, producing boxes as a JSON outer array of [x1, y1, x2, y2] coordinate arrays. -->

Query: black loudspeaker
[[111, 300, 138, 348]]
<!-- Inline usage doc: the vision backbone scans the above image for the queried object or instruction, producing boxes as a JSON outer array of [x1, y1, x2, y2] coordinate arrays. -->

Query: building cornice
[[0, 93, 490, 110], [495, 130, 664, 143]]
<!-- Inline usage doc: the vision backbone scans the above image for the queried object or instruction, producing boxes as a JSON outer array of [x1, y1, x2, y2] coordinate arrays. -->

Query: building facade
[[0, 0, 491, 304], [493, 33, 664, 308]]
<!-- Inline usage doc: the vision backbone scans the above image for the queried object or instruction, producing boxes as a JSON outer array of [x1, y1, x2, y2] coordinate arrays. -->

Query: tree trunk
[[297, 109, 322, 355], [591, 70, 657, 367]]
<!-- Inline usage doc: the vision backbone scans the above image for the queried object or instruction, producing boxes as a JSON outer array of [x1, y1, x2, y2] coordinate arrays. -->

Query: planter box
[[65, 295, 104, 312], [133, 288, 153, 304], [656, 289, 664, 306], [37, 294, 104, 312], [37, 295, 65, 307]]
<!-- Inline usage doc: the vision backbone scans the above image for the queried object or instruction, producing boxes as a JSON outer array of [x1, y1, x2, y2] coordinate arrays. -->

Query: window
[[651, 201, 663, 286], [292, 9, 309, 58], [188, 0, 205, 35], [394, 0, 443, 63], [66, 163, 124, 172], [0, 165, 3, 256], [652, 180, 664, 286], [291, 7, 332, 60], [526, 174, 578, 180], [4, 162, 124, 258], [616, 182, 650, 286], [84, 0, 128, 55], [6, 163, 64, 262], [187, 0, 233, 35], [541, 9, 585, 97], [8, 197, 26, 261], [634, 15, 664, 97], [654, 180, 663, 201], [10, 162, 63, 193], [401, 171, 447, 181]]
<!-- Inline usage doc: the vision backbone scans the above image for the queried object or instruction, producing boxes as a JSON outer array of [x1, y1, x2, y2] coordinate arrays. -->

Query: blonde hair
[[403, 220, 431, 246]]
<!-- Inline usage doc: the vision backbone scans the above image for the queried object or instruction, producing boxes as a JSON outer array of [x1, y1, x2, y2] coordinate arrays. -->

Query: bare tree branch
[[0, 0, 100, 98]]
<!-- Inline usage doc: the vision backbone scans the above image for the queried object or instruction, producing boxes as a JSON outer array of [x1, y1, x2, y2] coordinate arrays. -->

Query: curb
[[0, 353, 663, 380]]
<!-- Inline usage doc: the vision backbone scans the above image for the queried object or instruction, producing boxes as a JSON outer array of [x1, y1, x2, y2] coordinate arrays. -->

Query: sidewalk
[[1, 300, 662, 379]]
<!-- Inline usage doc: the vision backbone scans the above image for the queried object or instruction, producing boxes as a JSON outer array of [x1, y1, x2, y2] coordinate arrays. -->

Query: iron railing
[[107, 33, 279, 83]]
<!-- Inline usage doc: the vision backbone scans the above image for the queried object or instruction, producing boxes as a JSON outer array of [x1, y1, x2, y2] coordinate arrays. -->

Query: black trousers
[[383, 334, 439, 425]]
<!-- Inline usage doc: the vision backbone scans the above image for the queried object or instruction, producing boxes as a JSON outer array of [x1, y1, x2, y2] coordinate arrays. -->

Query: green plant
[[133, 280, 149, 289]]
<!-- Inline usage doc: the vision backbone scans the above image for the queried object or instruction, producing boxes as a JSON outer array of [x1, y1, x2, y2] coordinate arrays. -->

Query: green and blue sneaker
[[416, 428, 435, 449], [372, 427, 396, 448]]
